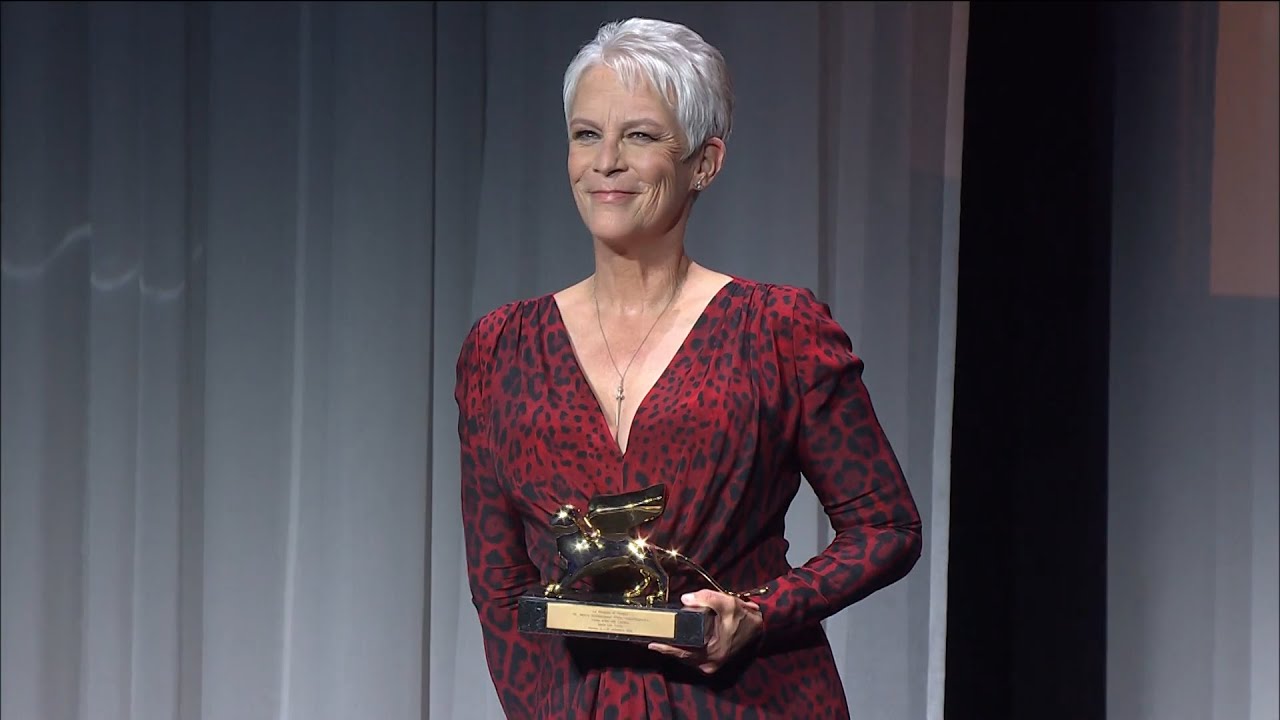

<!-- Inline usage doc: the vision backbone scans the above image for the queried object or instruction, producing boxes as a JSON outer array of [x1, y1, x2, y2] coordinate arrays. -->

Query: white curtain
[[1, 2, 967, 718]]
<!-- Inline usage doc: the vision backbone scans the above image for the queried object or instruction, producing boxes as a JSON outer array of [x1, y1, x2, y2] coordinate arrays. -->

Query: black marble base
[[518, 593, 713, 648]]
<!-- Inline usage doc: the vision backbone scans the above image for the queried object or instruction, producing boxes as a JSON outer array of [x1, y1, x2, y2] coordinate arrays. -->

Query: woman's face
[[567, 65, 700, 246]]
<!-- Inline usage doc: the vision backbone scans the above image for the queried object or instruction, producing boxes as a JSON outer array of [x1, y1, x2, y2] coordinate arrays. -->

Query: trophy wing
[[586, 483, 666, 535]]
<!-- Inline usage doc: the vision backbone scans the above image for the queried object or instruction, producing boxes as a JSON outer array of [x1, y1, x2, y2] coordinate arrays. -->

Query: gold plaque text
[[545, 603, 677, 639]]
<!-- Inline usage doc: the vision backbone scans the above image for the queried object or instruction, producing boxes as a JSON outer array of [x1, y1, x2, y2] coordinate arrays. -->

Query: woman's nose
[[592, 139, 625, 175]]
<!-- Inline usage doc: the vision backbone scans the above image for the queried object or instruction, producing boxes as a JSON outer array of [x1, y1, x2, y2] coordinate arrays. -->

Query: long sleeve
[[456, 317, 546, 718], [753, 288, 923, 638]]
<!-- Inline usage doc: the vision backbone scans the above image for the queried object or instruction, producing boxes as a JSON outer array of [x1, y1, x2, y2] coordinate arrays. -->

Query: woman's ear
[[693, 137, 726, 189]]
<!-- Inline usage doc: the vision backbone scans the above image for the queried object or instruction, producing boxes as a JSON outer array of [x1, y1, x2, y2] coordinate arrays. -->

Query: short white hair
[[562, 18, 733, 159]]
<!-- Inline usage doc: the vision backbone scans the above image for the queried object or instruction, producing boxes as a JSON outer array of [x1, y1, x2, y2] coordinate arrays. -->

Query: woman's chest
[[486, 331, 779, 521]]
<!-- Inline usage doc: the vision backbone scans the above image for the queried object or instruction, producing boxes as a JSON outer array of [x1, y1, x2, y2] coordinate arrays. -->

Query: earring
[[694, 179, 704, 190]]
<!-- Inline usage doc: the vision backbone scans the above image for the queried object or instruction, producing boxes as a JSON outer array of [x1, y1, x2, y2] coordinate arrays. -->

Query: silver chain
[[593, 272, 686, 432]]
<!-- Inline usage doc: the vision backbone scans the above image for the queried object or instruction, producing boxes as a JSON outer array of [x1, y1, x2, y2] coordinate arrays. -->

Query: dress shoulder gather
[[461, 278, 832, 345]]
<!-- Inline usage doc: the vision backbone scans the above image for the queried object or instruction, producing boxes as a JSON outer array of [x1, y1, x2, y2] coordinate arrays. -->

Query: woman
[[456, 17, 922, 719]]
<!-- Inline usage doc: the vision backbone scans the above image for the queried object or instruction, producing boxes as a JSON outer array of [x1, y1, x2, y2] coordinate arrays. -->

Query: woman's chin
[[587, 221, 647, 245]]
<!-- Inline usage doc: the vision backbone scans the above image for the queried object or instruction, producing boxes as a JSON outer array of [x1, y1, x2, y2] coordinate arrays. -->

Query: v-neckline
[[549, 276, 738, 461]]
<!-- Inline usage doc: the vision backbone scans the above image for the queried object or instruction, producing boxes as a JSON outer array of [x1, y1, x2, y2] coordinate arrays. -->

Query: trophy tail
[[651, 545, 770, 600]]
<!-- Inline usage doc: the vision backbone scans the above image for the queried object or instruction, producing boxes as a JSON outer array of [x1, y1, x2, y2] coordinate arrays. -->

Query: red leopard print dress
[[456, 277, 922, 719]]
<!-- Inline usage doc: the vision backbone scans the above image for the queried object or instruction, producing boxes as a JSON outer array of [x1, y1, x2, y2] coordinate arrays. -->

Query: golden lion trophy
[[517, 483, 765, 648]]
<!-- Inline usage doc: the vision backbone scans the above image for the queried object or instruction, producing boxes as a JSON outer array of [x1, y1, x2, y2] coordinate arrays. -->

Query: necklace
[[593, 271, 686, 434]]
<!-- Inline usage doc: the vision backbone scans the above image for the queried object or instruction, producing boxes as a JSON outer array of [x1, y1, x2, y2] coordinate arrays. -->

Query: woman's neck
[[591, 239, 693, 317]]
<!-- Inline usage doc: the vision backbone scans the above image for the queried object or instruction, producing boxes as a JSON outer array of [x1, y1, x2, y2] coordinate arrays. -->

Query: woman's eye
[[571, 129, 656, 141]]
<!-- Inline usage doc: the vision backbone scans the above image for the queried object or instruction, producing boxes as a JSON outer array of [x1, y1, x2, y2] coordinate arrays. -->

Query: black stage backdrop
[[949, 3, 1111, 718]]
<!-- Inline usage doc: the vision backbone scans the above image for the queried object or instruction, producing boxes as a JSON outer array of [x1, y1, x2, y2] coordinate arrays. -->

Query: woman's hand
[[648, 589, 763, 674]]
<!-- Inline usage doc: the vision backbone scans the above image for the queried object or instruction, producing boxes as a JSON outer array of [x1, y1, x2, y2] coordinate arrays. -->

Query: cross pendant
[[615, 384, 624, 428]]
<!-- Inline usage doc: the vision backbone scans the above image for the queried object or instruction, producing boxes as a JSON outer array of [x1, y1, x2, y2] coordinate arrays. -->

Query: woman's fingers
[[646, 590, 732, 673], [647, 642, 696, 660]]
